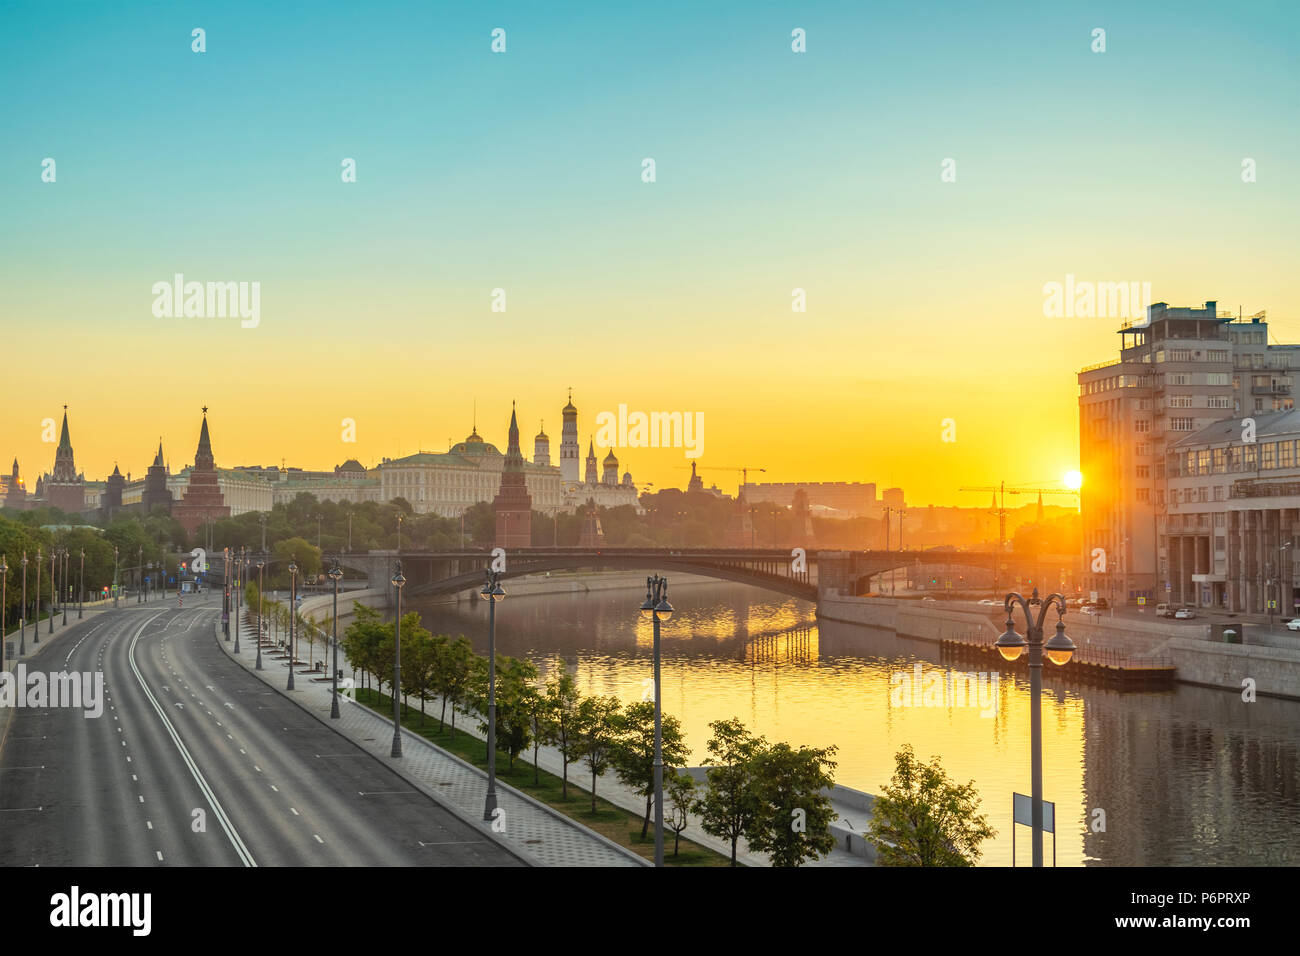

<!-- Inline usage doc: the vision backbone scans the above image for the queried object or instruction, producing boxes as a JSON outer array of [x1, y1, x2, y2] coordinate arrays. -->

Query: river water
[[408, 579, 1300, 866]]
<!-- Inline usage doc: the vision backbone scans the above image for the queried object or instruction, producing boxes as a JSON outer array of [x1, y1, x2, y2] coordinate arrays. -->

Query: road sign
[[1137, 596, 1146, 606], [1012, 792, 1056, 867]]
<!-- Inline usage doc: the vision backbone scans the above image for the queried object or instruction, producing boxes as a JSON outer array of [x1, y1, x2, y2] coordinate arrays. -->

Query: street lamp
[[223, 547, 231, 640], [33, 546, 41, 645], [49, 548, 56, 634], [329, 559, 344, 718], [112, 546, 119, 609], [20, 552, 28, 655], [480, 568, 506, 820], [995, 587, 1075, 867], [137, 546, 143, 604], [79, 550, 84, 618], [639, 574, 673, 867], [233, 547, 244, 655], [391, 561, 406, 758], [0, 555, 7, 672], [256, 558, 265, 671], [61, 549, 68, 625], [287, 559, 298, 690]]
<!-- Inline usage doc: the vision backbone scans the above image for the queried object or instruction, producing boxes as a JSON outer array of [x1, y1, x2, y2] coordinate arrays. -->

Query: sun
[[1063, 470, 1083, 491]]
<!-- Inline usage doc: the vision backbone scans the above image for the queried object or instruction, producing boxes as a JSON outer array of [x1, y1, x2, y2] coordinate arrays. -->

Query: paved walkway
[[216, 615, 645, 867]]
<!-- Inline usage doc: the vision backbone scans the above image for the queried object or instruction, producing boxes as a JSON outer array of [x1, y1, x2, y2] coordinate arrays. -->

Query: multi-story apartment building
[[1078, 301, 1294, 607]]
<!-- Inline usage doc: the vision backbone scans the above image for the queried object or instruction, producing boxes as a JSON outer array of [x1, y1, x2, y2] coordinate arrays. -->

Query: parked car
[[1175, 607, 1196, 620], [1287, 619, 1300, 631], [1092, 597, 1110, 609], [1155, 603, 1173, 618], [977, 598, 1000, 606], [921, 596, 937, 603], [1080, 604, 1102, 616]]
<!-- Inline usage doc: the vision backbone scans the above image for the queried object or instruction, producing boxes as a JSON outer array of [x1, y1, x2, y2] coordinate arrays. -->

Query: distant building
[[41, 408, 86, 516], [492, 405, 532, 549], [172, 409, 231, 534], [743, 481, 879, 517]]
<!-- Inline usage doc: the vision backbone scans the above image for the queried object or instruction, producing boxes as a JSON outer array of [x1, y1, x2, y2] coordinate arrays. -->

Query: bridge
[[328, 548, 1060, 605]]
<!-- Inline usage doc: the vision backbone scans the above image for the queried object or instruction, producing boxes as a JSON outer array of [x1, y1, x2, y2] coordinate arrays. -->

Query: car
[[1175, 607, 1196, 620], [1286, 619, 1300, 631], [921, 596, 937, 602], [1156, 603, 1173, 618], [1092, 598, 1110, 609], [977, 599, 1000, 606], [1080, 604, 1101, 616]]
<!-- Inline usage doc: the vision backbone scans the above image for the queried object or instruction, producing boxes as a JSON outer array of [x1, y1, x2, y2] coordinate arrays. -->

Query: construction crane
[[676, 464, 766, 497], [958, 481, 1080, 550]]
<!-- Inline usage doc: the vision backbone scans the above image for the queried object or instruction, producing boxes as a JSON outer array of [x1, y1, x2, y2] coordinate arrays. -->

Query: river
[[407, 578, 1300, 866]]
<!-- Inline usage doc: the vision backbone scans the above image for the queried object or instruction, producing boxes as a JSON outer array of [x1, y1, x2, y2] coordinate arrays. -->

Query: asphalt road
[[0, 594, 519, 866]]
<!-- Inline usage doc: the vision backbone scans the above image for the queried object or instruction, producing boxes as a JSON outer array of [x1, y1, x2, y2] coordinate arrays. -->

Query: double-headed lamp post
[[639, 574, 673, 867], [0, 555, 7, 672], [480, 569, 506, 821], [329, 559, 344, 719], [287, 559, 298, 691], [255, 558, 265, 671], [995, 587, 1076, 867], [391, 561, 406, 758], [78, 550, 84, 618]]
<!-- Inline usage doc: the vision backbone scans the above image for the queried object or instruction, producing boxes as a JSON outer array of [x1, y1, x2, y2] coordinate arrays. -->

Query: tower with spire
[[141, 439, 173, 515], [584, 439, 598, 486], [4, 458, 27, 510], [492, 403, 533, 549], [173, 408, 230, 535], [534, 422, 551, 468], [560, 390, 580, 482], [602, 448, 619, 485], [45, 406, 86, 515]]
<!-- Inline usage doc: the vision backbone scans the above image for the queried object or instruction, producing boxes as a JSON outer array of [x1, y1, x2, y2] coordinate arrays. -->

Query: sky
[[2, 1, 1298, 505]]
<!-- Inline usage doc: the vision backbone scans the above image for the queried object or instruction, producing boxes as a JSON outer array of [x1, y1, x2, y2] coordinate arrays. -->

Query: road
[[0, 594, 519, 866]]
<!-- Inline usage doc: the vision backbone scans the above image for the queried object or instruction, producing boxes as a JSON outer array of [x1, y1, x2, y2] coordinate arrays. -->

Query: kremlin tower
[[560, 390, 580, 482], [492, 404, 533, 549], [534, 423, 551, 468], [173, 408, 230, 535], [45, 407, 86, 515]]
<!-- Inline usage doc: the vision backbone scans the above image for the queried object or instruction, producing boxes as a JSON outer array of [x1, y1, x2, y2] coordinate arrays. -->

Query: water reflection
[[407, 580, 1300, 866]]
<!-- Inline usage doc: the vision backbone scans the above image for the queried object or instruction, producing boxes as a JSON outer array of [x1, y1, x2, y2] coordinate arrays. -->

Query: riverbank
[[818, 591, 1300, 700]]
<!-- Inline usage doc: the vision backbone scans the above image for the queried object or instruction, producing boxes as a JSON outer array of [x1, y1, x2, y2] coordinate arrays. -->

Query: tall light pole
[[49, 548, 55, 634], [34, 546, 41, 645], [233, 547, 243, 655], [256, 558, 265, 671], [995, 587, 1076, 867], [112, 546, 119, 609], [329, 559, 343, 718], [480, 568, 506, 819], [259, 513, 267, 553], [316, 513, 322, 551], [396, 514, 403, 554], [0, 555, 8, 672], [287, 558, 298, 690], [639, 575, 673, 867], [61, 549, 68, 624], [223, 547, 231, 639], [20, 552, 28, 655], [391, 561, 406, 758], [78, 549, 84, 618], [137, 546, 143, 604]]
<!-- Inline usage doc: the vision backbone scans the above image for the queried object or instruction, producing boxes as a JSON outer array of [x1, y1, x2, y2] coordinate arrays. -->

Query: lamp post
[[137, 546, 143, 604], [223, 547, 231, 639], [49, 548, 56, 634], [995, 587, 1076, 867], [79, 550, 84, 618], [1273, 541, 1292, 628], [256, 558, 265, 671], [62, 549, 69, 624], [287, 559, 298, 690], [390, 561, 406, 758], [329, 559, 343, 718], [34, 546, 41, 645], [112, 546, 119, 608], [0, 555, 7, 672], [233, 547, 243, 655], [480, 568, 506, 820], [20, 552, 28, 655], [639, 575, 673, 867]]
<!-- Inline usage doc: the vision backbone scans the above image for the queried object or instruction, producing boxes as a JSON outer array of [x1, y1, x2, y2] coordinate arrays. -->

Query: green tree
[[610, 700, 691, 840], [665, 770, 697, 858], [744, 742, 839, 866], [437, 636, 477, 738], [574, 695, 622, 813], [541, 672, 582, 799], [695, 717, 767, 866], [470, 654, 538, 770], [866, 744, 996, 866]]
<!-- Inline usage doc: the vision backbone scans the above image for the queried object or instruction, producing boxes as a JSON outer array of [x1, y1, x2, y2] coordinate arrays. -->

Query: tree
[[437, 636, 476, 738], [470, 654, 538, 771], [867, 744, 996, 866], [399, 617, 437, 723], [695, 717, 767, 866], [342, 604, 388, 696], [610, 700, 690, 840], [574, 695, 622, 813], [665, 770, 697, 858], [541, 672, 582, 799], [744, 742, 838, 866]]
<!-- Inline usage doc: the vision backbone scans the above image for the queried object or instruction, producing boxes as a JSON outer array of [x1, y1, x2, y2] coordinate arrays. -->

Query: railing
[[1079, 358, 1121, 374]]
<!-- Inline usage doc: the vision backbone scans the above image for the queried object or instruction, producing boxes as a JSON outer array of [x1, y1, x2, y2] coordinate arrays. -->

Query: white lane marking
[[254, 766, 262, 773], [313, 834, 323, 844], [289, 807, 298, 816], [146, 821, 152, 829], [127, 614, 256, 868], [138, 795, 144, 803], [269, 784, 278, 792], [156, 851, 163, 861]]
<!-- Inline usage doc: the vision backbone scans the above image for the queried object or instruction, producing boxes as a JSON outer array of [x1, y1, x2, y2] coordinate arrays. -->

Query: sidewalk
[[216, 615, 647, 867], [230, 609, 866, 867]]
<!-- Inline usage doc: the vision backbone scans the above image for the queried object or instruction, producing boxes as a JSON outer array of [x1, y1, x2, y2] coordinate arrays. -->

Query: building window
[[1214, 512, 1225, 527], [1245, 444, 1258, 469], [1213, 447, 1227, 473], [1134, 419, 1150, 433], [1136, 465, 1150, 478], [1136, 488, 1150, 502], [1198, 449, 1211, 473], [1206, 373, 1229, 386], [1208, 396, 1231, 408], [1263, 442, 1277, 469], [1168, 395, 1193, 408], [1170, 418, 1194, 431], [1209, 349, 1229, 362]]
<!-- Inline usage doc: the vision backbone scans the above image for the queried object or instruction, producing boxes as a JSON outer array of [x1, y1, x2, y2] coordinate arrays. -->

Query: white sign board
[[1013, 792, 1055, 833]]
